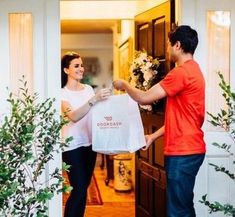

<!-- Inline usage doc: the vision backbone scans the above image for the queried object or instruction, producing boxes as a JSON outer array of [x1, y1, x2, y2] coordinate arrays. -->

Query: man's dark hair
[[168, 25, 198, 55]]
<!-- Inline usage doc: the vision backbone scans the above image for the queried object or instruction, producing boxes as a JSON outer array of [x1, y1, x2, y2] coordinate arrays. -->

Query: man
[[113, 25, 206, 217]]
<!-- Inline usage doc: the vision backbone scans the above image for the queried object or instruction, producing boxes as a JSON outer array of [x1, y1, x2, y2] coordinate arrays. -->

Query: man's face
[[166, 40, 178, 63]]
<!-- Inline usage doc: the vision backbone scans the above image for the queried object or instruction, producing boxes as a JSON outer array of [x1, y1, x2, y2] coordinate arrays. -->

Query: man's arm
[[143, 126, 165, 150], [113, 79, 167, 104]]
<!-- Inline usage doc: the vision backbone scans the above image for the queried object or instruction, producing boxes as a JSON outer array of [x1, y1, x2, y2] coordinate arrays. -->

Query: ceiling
[[61, 19, 119, 34], [60, 0, 165, 34]]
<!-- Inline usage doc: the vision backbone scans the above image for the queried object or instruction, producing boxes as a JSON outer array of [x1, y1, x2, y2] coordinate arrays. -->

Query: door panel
[[137, 22, 151, 54], [153, 17, 166, 59], [139, 173, 152, 211], [153, 181, 166, 217]]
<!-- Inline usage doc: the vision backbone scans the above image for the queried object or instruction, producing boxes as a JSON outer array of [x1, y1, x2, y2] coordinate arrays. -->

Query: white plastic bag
[[91, 94, 146, 154]]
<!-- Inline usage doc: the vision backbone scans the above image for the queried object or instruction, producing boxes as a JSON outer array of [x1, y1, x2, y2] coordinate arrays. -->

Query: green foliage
[[200, 72, 235, 216], [0, 79, 71, 217], [200, 195, 235, 216]]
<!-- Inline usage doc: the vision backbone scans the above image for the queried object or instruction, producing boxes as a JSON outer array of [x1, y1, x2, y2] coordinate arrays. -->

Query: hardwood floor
[[85, 154, 135, 217]]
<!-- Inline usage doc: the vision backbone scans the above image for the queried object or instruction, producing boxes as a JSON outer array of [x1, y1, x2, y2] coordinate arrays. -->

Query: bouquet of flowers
[[129, 50, 160, 111]]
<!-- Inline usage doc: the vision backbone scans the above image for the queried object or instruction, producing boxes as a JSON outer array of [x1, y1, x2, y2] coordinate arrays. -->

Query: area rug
[[63, 172, 103, 206]]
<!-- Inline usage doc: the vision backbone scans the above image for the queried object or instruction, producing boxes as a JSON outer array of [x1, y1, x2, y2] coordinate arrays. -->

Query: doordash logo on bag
[[104, 116, 112, 121], [97, 116, 122, 129]]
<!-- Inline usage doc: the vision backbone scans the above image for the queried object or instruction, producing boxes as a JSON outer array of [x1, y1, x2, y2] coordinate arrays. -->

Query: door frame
[[0, 1, 61, 216]]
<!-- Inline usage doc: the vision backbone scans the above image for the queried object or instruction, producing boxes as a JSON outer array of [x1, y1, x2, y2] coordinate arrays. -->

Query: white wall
[[0, 1, 62, 217], [177, 0, 235, 216], [61, 33, 112, 49]]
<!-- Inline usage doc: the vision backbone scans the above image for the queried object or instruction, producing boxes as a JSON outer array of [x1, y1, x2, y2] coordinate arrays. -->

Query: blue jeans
[[62, 146, 97, 217], [165, 154, 205, 217]]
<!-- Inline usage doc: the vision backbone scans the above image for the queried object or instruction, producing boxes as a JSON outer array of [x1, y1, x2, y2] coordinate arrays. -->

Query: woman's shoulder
[[61, 87, 67, 94], [83, 84, 95, 93], [61, 84, 94, 96], [61, 87, 69, 101], [83, 84, 93, 89]]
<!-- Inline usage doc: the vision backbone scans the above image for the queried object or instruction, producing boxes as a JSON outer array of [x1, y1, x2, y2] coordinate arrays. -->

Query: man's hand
[[112, 79, 128, 91], [142, 134, 154, 150]]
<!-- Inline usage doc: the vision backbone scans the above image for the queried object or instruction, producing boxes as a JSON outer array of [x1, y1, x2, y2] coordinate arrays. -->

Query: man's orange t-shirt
[[159, 59, 206, 156]]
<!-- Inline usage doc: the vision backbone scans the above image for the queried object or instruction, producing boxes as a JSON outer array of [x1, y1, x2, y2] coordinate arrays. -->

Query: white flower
[[153, 70, 158, 75], [143, 80, 148, 87], [139, 104, 152, 111], [129, 50, 160, 111], [145, 61, 152, 68], [143, 69, 154, 82], [129, 50, 159, 90]]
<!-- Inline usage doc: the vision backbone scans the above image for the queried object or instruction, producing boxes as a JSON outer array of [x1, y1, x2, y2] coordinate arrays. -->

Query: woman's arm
[[62, 88, 111, 122]]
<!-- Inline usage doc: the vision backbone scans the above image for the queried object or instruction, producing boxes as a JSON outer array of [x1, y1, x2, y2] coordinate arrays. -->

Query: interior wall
[[112, 19, 135, 81], [119, 19, 135, 44]]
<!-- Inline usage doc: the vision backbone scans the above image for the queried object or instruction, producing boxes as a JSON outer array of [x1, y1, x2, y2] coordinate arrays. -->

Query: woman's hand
[[142, 134, 154, 151], [94, 88, 112, 102]]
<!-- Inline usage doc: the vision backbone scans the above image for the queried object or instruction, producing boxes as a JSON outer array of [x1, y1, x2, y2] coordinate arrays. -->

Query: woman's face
[[64, 57, 84, 81]]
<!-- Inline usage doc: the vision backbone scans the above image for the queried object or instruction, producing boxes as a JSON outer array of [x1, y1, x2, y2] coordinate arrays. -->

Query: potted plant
[[0, 79, 72, 217], [200, 72, 235, 216]]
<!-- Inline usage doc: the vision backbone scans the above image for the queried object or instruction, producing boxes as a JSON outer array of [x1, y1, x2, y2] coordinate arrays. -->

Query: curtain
[[9, 13, 33, 94], [206, 11, 230, 131]]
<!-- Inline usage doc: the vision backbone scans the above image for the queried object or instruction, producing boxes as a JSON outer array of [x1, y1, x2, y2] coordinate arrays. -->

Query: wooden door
[[135, 1, 175, 216]]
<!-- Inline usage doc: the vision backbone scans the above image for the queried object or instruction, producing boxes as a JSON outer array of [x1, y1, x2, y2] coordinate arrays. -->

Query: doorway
[[60, 1, 135, 216]]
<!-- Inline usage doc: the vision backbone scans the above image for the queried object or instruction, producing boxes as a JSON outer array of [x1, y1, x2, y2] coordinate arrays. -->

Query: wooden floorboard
[[85, 154, 135, 217]]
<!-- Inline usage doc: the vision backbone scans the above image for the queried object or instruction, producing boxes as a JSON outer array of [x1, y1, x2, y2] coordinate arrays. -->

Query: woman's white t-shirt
[[61, 85, 95, 152]]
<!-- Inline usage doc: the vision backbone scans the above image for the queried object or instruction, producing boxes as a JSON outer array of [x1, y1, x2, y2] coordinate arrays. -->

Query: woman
[[61, 52, 111, 217]]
